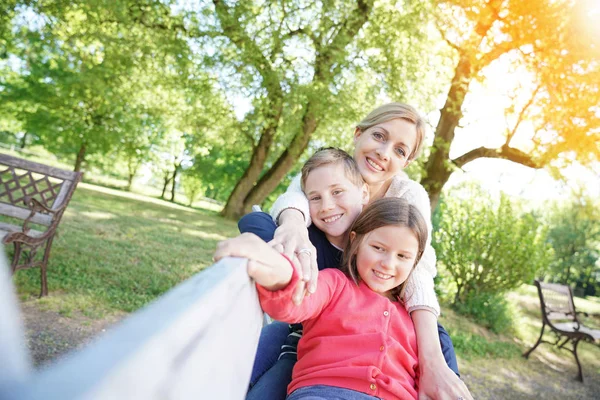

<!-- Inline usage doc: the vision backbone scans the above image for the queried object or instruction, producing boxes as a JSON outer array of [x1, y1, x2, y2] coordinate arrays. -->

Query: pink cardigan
[[257, 264, 419, 400]]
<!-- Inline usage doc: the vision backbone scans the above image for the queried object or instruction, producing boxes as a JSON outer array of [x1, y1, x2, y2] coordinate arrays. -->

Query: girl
[[240, 103, 471, 399], [217, 198, 427, 399]]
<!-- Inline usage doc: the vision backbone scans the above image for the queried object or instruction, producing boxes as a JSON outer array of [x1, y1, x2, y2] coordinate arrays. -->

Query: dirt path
[[22, 302, 599, 398], [21, 302, 124, 368]]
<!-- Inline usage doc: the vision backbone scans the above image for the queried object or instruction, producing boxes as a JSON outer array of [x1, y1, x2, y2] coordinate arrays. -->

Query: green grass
[[10, 183, 239, 316]]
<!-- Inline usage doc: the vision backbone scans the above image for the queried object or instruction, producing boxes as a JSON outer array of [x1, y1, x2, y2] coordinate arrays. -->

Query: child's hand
[[214, 233, 293, 291]]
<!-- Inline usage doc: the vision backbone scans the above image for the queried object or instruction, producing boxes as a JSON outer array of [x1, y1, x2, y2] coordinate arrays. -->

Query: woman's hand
[[214, 233, 292, 291], [270, 209, 318, 304], [418, 362, 472, 400], [411, 310, 473, 400]]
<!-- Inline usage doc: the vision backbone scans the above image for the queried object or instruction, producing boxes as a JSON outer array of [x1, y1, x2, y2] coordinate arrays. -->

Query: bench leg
[[571, 338, 584, 382], [523, 323, 545, 359], [10, 242, 23, 274], [39, 236, 55, 298]]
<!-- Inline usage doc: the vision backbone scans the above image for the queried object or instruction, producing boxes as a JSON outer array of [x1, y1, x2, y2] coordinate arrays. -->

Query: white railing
[[0, 254, 263, 400]]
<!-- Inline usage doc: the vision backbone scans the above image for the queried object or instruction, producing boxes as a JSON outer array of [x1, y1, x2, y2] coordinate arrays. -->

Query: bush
[[454, 291, 516, 334], [433, 183, 553, 316]]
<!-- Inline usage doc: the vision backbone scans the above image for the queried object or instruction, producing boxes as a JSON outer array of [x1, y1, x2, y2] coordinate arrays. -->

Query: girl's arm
[[213, 233, 292, 291], [256, 266, 341, 324], [213, 233, 339, 322]]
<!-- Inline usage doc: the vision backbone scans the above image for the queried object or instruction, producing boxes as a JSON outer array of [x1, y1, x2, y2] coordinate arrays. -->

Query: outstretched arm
[[214, 233, 292, 291]]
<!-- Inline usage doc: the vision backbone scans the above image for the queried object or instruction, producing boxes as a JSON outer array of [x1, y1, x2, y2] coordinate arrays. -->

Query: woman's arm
[[268, 174, 319, 300], [389, 178, 439, 314], [390, 178, 472, 399], [270, 174, 311, 227], [412, 311, 473, 400]]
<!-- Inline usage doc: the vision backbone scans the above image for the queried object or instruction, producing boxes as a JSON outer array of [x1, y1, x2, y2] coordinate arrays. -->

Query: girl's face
[[353, 119, 417, 185], [353, 225, 419, 299]]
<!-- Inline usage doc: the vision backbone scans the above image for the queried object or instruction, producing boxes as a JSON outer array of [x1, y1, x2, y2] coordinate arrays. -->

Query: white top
[[270, 174, 440, 316]]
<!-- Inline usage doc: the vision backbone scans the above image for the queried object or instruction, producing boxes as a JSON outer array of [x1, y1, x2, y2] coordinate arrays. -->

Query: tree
[[1, 1, 191, 171], [420, 0, 600, 209], [545, 194, 600, 296], [185, 0, 436, 219]]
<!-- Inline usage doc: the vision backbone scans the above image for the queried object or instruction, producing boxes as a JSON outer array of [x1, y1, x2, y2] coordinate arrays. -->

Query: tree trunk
[[170, 164, 179, 202], [420, 56, 473, 211], [160, 171, 171, 199], [126, 159, 138, 191], [19, 133, 27, 149], [243, 106, 319, 212], [74, 142, 87, 172], [220, 111, 282, 219], [126, 173, 134, 191]]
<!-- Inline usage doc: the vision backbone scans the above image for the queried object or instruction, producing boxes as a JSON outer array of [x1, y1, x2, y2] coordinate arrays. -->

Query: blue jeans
[[287, 385, 380, 400]]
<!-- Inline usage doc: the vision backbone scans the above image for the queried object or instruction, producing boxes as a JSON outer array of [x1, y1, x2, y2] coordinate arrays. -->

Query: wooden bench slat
[[52, 180, 73, 211], [0, 203, 52, 226], [0, 154, 80, 181], [0, 222, 44, 240]]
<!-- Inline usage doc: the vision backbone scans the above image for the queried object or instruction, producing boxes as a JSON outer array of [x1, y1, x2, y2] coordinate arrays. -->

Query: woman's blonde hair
[[340, 197, 428, 301], [356, 102, 426, 161]]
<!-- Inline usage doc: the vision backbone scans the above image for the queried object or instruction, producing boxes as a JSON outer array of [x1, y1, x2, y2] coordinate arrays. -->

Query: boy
[[238, 148, 370, 399]]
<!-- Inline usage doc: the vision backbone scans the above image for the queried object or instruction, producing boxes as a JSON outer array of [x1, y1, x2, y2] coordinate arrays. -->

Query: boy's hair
[[301, 147, 364, 191], [356, 102, 426, 162], [340, 197, 428, 302]]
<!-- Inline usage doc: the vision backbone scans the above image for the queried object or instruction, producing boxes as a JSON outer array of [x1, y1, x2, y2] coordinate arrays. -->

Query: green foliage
[[453, 291, 516, 334], [434, 183, 553, 304], [181, 171, 203, 206], [543, 195, 600, 296]]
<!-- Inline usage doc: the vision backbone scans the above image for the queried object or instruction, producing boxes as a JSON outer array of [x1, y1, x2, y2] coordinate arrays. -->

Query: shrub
[[454, 291, 516, 334], [433, 183, 553, 306]]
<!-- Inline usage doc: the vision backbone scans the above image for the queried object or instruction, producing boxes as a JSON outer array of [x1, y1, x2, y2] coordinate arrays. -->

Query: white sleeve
[[392, 179, 440, 316], [269, 174, 312, 227]]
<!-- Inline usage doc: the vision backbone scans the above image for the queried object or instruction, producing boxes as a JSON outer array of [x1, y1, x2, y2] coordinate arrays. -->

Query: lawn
[[11, 182, 238, 317]]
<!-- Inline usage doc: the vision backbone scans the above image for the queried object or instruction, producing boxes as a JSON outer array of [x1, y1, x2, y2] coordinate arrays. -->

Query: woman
[[241, 103, 472, 400]]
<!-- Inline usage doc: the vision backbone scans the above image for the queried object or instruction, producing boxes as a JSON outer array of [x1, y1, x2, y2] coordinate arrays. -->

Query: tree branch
[[453, 145, 543, 169], [505, 85, 540, 146]]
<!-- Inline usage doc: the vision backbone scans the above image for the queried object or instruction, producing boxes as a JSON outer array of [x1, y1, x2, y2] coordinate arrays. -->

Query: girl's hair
[[356, 102, 426, 161], [301, 147, 364, 191], [340, 197, 428, 301]]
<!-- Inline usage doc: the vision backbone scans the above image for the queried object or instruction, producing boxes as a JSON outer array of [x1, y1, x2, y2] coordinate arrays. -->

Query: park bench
[[0, 153, 82, 297], [523, 279, 600, 382], [0, 254, 261, 400]]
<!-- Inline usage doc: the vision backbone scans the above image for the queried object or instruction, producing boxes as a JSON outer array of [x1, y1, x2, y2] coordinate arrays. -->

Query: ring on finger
[[295, 248, 312, 257]]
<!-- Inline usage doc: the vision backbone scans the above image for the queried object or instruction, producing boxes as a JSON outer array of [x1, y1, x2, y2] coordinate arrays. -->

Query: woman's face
[[353, 118, 417, 185]]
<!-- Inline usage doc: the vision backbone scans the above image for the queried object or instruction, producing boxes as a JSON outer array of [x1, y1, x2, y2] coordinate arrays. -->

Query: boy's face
[[304, 163, 369, 248]]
